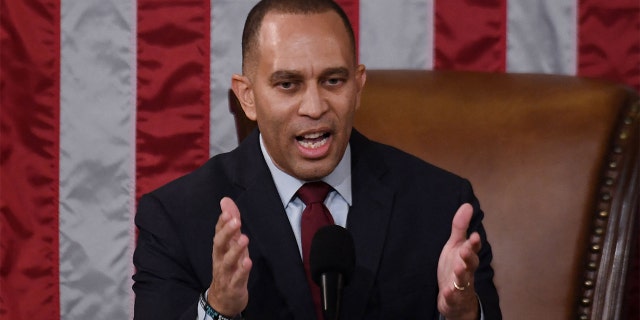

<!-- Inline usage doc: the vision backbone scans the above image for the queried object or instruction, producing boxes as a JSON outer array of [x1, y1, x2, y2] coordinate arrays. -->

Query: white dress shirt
[[259, 135, 352, 256]]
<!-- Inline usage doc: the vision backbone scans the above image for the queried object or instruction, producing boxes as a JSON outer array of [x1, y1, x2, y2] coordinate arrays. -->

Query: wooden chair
[[229, 70, 639, 320]]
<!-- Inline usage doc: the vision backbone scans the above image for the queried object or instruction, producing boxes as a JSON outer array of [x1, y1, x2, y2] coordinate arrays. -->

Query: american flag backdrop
[[1, 0, 639, 319]]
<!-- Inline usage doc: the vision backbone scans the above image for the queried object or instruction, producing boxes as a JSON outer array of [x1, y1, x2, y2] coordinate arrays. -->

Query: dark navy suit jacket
[[133, 129, 501, 320]]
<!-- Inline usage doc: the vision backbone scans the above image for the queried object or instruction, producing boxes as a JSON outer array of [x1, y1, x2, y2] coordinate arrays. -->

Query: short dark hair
[[241, 0, 357, 75]]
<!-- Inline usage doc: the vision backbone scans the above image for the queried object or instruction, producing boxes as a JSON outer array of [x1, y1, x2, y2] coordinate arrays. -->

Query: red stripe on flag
[[0, 0, 61, 318], [335, 0, 360, 59], [136, 0, 212, 200], [434, 0, 507, 72], [578, 0, 640, 91]]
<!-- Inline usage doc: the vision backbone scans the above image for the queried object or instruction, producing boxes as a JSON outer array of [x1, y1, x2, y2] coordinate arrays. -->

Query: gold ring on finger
[[453, 280, 470, 291]]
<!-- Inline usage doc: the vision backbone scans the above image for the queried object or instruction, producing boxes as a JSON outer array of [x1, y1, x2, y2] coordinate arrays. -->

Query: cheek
[[334, 99, 357, 126], [257, 99, 302, 132], [255, 109, 293, 149]]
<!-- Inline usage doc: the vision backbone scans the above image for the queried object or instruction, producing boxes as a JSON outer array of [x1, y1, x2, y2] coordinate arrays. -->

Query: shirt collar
[[259, 134, 352, 208]]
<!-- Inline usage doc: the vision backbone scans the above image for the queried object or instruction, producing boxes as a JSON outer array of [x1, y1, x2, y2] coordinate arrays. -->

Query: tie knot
[[297, 181, 332, 205]]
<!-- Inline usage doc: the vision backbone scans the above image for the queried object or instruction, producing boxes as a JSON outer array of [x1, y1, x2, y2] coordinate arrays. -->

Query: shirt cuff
[[438, 293, 485, 320], [197, 289, 243, 320], [197, 289, 213, 320]]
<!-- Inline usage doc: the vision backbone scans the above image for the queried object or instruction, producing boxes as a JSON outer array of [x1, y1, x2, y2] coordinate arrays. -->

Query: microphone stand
[[321, 272, 344, 320]]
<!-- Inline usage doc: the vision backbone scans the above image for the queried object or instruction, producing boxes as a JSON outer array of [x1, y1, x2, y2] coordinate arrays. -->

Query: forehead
[[254, 11, 355, 71]]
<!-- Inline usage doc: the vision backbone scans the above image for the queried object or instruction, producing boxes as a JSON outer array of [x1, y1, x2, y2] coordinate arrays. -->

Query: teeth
[[303, 132, 324, 139], [298, 132, 329, 149], [299, 138, 327, 149]]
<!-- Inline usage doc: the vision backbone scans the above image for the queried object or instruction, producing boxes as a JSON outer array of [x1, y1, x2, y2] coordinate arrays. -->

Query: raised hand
[[207, 197, 253, 316], [437, 203, 482, 320]]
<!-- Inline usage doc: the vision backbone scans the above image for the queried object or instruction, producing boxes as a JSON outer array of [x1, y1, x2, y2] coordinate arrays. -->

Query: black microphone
[[309, 225, 356, 320]]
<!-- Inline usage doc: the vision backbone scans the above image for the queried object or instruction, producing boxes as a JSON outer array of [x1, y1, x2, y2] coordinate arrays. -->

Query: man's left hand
[[437, 203, 481, 320]]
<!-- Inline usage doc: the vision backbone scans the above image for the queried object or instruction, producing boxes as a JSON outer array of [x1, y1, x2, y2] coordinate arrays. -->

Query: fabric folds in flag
[[1, 0, 638, 319]]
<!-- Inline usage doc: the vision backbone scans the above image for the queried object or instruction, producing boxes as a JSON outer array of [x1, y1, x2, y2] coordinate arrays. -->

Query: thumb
[[220, 197, 241, 220], [449, 203, 473, 244]]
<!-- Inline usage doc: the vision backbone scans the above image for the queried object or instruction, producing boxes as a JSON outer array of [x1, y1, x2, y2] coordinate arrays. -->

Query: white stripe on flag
[[59, 0, 136, 318], [210, 0, 260, 156], [360, 0, 434, 70], [506, 0, 577, 74]]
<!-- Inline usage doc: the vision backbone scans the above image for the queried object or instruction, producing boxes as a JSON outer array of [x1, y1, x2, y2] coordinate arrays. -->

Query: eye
[[276, 81, 297, 91], [325, 77, 345, 87]]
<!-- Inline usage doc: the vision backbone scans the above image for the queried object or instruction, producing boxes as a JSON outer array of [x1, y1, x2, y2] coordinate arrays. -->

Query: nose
[[298, 83, 328, 119]]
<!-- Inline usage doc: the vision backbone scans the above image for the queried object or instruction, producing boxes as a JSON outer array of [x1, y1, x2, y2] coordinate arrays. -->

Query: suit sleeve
[[132, 193, 201, 320]]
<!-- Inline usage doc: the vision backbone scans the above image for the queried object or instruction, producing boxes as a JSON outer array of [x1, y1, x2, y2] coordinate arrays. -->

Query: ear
[[354, 64, 367, 111], [231, 74, 257, 121]]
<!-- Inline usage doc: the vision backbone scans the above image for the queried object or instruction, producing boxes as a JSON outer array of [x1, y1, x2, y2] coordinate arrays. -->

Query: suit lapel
[[341, 130, 395, 319], [231, 131, 316, 320]]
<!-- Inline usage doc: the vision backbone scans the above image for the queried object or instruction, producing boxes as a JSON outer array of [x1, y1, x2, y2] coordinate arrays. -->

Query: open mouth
[[296, 132, 331, 149]]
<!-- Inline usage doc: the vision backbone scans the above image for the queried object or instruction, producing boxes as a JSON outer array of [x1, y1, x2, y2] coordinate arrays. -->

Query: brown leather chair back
[[229, 70, 639, 320]]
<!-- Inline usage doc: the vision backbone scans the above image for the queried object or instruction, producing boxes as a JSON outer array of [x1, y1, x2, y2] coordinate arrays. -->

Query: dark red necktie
[[298, 181, 335, 320]]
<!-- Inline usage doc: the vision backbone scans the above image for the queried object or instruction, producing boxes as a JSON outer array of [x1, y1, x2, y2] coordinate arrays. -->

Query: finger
[[468, 232, 482, 253], [228, 237, 253, 288], [449, 203, 473, 244], [214, 213, 242, 260], [215, 197, 242, 242], [215, 210, 230, 235], [217, 217, 242, 250], [451, 242, 480, 287], [222, 197, 243, 240], [452, 262, 474, 293], [452, 254, 470, 280], [215, 197, 238, 235], [458, 244, 480, 275], [232, 257, 252, 291], [221, 233, 249, 273], [220, 197, 241, 220], [458, 234, 481, 270]]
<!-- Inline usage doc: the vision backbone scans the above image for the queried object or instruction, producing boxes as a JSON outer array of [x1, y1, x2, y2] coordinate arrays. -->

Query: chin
[[294, 163, 336, 181]]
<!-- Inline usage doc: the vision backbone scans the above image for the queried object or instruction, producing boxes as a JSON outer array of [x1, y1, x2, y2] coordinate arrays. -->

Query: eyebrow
[[269, 70, 303, 84], [320, 67, 350, 79], [268, 67, 351, 84]]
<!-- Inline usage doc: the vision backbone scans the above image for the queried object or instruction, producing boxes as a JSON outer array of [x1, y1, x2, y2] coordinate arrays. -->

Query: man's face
[[237, 11, 366, 181]]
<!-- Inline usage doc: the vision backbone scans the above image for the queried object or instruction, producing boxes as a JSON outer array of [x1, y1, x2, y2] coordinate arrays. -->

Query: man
[[133, 1, 501, 319]]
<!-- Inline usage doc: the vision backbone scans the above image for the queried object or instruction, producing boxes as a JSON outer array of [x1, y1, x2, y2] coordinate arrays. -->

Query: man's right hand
[[208, 197, 252, 316]]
